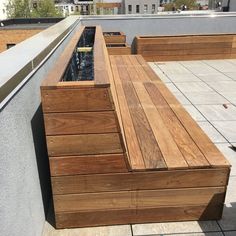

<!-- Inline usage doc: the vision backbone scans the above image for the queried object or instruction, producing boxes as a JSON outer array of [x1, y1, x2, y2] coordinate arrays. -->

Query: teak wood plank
[[55, 204, 223, 228], [54, 187, 225, 212], [50, 153, 128, 176], [132, 80, 187, 170], [52, 168, 229, 194], [44, 111, 118, 135], [47, 133, 123, 156], [145, 82, 210, 168], [94, 26, 110, 86], [110, 56, 145, 170], [154, 83, 230, 168], [136, 35, 234, 44], [41, 88, 113, 113], [115, 56, 166, 170], [138, 42, 232, 51]]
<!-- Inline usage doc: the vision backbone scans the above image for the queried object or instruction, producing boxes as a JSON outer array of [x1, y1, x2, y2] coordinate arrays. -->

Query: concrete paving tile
[[218, 203, 236, 231], [203, 60, 236, 73], [211, 121, 236, 142], [166, 73, 201, 83], [43, 222, 132, 236], [206, 81, 236, 93], [225, 177, 236, 204], [132, 221, 220, 235], [224, 231, 236, 236], [224, 72, 236, 81], [219, 93, 236, 105], [184, 92, 229, 105], [173, 92, 191, 105], [216, 143, 236, 176], [148, 62, 171, 83], [165, 83, 180, 93], [197, 121, 227, 143], [158, 62, 191, 75], [175, 82, 213, 93], [183, 105, 206, 121], [198, 73, 232, 82], [180, 61, 218, 75], [196, 105, 236, 121]]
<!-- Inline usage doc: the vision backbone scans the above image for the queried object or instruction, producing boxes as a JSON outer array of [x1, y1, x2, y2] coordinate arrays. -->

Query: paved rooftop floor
[[43, 59, 236, 236]]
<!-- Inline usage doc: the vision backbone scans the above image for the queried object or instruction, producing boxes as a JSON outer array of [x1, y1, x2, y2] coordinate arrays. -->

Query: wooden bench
[[135, 34, 236, 61], [106, 43, 131, 55], [41, 27, 231, 229]]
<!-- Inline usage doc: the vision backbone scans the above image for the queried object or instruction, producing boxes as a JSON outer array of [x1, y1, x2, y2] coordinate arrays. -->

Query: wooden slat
[[55, 204, 223, 228], [52, 168, 230, 194], [154, 83, 230, 168], [145, 82, 210, 168], [132, 81, 188, 169], [44, 111, 118, 135], [110, 56, 145, 169], [94, 26, 110, 86], [138, 42, 232, 51], [115, 56, 166, 170], [107, 46, 131, 55], [54, 187, 226, 212], [41, 88, 113, 113], [47, 133, 123, 156], [50, 153, 128, 176]]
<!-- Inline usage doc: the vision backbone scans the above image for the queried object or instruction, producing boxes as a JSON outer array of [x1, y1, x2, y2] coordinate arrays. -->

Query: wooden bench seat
[[110, 55, 230, 171], [41, 26, 230, 229]]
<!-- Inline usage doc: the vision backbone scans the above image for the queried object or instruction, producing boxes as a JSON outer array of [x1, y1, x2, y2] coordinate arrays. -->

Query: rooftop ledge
[[1, 12, 236, 108]]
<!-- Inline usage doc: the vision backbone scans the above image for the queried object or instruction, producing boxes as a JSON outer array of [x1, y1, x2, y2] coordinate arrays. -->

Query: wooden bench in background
[[41, 26, 231, 229], [106, 43, 131, 55], [135, 34, 236, 61]]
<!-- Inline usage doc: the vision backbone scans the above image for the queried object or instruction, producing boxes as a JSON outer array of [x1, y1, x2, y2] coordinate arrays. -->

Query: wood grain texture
[[44, 111, 118, 135], [55, 204, 223, 228], [154, 82, 230, 168], [110, 56, 145, 169], [135, 34, 236, 61], [145, 82, 210, 168], [103, 32, 126, 44], [47, 133, 123, 156], [107, 46, 131, 55], [41, 88, 113, 113], [115, 57, 166, 170], [52, 168, 230, 194], [50, 153, 128, 176], [54, 187, 226, 212]]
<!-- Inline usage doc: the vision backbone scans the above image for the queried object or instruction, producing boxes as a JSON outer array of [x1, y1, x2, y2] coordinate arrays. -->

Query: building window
[[136, 5, 140, 13], [144, 4, 148, 13], [6, 43, 16, 49], [128, 5, 132, 14], [152, 4, 155, 13], [71, 6, 74, 11]]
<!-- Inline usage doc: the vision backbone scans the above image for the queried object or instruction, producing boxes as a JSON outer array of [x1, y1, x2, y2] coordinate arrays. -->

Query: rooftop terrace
[[0, 13, 236, 236]]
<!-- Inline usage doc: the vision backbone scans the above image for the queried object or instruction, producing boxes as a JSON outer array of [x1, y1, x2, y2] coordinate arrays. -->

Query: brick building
[[0, 18, 63, 53]]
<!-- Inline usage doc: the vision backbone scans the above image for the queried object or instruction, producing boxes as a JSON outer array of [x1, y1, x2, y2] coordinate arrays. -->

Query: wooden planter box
[[134, 34, 236, 61], [103, 31, 126, 44], [106, 43, 131, 55], [41, 26, 128, 228]]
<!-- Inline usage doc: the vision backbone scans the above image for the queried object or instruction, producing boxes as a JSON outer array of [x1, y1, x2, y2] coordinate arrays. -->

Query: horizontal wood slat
[[41, 88, 113, 113], [50, 153, 128, 176], [55, 204, 223, 228], [52, 168, 229, 194], [54, 187, 226, 212], [44, 111, 118, 135], [47, 133, 123, 156]]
